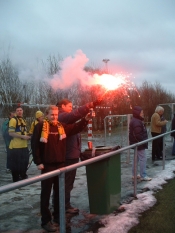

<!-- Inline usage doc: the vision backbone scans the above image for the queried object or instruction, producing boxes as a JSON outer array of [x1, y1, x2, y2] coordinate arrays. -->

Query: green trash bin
[[82, 146, 121, 215]]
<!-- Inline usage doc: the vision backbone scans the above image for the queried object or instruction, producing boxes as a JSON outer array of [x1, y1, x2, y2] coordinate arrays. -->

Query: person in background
[[160, 114, 167, 156], [171, 112, 175, 156], [8, 106, 31, 182], [29, 110, 44, 135], [151, 106, 168, 161], [1, 111, 16, 172], [32, 105, 90, 232], [28, 111, 44, 169], [129, 106, 152, 181], [57, 98, 102, 214]]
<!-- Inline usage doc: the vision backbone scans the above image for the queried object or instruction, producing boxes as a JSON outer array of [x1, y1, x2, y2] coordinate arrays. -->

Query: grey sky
[[1, 0, 175, 93]]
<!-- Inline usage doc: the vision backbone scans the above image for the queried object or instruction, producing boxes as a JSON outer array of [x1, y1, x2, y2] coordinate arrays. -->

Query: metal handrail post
[[162, 136, 165, 170], [104, 117, 107, 146], [59, 172, 66, 233], [133, 146, 138, 197], [127, 114, 131, 163]]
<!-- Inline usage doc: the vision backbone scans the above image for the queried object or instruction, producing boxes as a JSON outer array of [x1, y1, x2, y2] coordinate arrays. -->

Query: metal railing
[[0, 130, 175, 233]]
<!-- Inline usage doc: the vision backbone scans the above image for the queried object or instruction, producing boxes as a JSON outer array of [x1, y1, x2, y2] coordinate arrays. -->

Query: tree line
[[0, 57, 175, 123]]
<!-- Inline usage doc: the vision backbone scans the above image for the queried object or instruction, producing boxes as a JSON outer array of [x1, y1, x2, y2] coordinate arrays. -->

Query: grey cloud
[[0, 0, 175, 93]]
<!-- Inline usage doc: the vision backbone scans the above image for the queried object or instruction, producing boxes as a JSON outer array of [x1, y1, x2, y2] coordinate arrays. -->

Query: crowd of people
[[1, 99, 101, 232], [1, 102, 175, 232], [129, 105, 175, 183]]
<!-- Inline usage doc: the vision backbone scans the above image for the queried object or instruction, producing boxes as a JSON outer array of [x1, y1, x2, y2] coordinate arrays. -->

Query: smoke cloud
[[48, 50, 135, 92], [49, 50, 93, 89]]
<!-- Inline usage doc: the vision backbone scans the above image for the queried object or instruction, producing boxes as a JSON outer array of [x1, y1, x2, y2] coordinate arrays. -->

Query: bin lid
[[85, 146, 112, 152]]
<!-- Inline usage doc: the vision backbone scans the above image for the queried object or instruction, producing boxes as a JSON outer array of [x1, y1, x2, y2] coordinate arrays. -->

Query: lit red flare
[[93, 73, 125, 90]]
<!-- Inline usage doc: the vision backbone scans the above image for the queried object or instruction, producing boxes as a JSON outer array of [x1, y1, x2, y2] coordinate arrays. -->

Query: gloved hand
[[93, 97, 103, 107], [85, 113, 91, 121]]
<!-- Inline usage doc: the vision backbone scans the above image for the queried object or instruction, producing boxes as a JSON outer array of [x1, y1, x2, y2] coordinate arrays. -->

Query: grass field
[[128, 177, 175, 233]]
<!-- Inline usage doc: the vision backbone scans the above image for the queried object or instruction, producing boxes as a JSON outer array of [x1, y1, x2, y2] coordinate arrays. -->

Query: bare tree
[[0, 58, 23, 104], [139, 81, 175, 120], [42, 54, 62, 76]]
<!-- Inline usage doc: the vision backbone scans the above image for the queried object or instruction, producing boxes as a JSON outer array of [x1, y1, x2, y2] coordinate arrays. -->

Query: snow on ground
[[98, 160, 175, 233]]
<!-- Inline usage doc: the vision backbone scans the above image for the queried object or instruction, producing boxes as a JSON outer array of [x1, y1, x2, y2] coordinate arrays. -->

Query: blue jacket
[[1, 119, 11, 147], [129, 106, 148, 150], [58, 105, 90, 159]]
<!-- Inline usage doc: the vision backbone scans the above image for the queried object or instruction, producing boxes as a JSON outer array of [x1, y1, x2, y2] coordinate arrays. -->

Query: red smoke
[[48, 50, 136, 92]]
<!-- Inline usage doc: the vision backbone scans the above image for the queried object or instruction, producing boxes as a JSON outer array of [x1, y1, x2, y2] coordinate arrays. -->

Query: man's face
[[140, 110, 144, 118], [62, 103, 72, 113], [16, 108, 23, 117], [47, 109, 58, 123], [159, 110, 164, 116], [38, 115, 44, 123]]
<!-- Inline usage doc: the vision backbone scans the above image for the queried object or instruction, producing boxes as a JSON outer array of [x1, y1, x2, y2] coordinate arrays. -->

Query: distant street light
[[102, 59, 110, 73], [23, 84, 27, 102]]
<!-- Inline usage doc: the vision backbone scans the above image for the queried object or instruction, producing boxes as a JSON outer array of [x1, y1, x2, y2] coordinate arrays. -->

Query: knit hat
[[35, 111, 44, 119], [133, 106, 142, 116]]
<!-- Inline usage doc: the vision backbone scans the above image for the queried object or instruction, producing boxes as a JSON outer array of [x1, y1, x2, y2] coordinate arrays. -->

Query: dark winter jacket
[[161, 115, 167, 134], [171, 114, 175, 138], [32, 118, 88, 165], [59, 105, 90, 124], [58, 106, 90, 160], [129, 106, 148, 150]]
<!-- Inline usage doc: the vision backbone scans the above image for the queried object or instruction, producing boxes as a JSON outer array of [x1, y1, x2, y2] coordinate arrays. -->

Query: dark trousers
[[9, 148, 29, 182], [6, 147, 11, 169], [41, 163, 64, 226], [151, 132, 162, 160], [11, 171, 28, 182], [65, 158, 79, 208]]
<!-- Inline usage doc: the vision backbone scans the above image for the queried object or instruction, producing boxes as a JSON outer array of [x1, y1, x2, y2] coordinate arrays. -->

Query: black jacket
[[32, 118, 88, 165], [129, 106, 148, 150], [58, 105, 90, 159]]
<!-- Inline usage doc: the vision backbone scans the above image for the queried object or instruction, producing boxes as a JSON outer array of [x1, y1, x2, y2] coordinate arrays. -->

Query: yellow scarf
[[16, 117, 27, 135], [40, 118, 66, 143]]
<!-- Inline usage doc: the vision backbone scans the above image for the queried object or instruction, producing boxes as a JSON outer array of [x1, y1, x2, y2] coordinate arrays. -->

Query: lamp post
[[23, 85, 27, 103], [102, 59, 110, 73]]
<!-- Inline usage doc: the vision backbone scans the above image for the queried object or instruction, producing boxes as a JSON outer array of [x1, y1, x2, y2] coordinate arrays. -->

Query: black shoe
[[19, 174, 28, 180], [66, 205, 79, 214], [42, 221, 57, 232]]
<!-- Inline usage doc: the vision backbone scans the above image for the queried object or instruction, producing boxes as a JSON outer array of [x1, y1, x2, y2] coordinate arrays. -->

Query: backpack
[[1, 119, 13, 147], [2, 117, 27, 147]]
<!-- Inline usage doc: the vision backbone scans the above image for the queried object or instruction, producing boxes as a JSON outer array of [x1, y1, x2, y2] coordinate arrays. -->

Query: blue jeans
[[172, 138, 175, 155], [132, 149, 147, 178]]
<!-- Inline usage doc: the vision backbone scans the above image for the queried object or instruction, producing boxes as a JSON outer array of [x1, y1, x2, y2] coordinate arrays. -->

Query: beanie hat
[[133, 106, 142, 115], [36, 111, 43, 119]]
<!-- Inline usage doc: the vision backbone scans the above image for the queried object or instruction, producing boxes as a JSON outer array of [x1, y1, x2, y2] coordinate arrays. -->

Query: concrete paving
[[0, 135, 174, 233]]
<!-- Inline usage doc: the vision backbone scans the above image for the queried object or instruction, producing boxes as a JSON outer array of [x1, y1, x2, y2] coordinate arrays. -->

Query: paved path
[[0, 136, 174, 233]]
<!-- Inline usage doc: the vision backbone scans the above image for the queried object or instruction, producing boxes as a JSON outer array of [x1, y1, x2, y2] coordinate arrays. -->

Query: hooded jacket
[[129, 106, 148, 150]]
